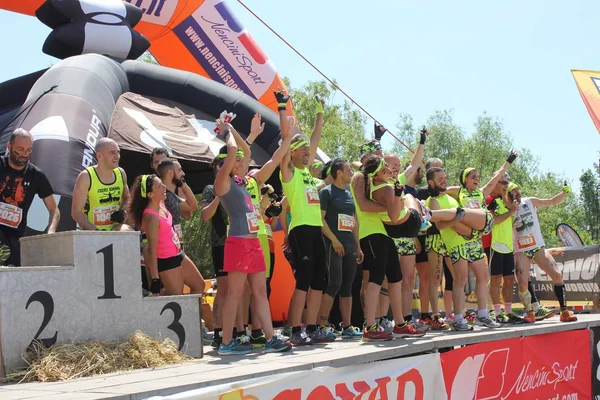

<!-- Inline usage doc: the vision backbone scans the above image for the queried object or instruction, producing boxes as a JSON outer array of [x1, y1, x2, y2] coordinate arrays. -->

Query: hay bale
[[5, 330, 193, 383]]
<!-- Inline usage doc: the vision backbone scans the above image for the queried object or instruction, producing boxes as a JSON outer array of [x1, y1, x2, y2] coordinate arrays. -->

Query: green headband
[[141, 175, 149, 198], [462, 167, 476, 184], [369, 159, 384, 177], [507, 182, 519, 193], [218, 150, 244, 159], [290, 140, 309, 152], [312, 160, 323, 169], [325, 164, 332, 177]]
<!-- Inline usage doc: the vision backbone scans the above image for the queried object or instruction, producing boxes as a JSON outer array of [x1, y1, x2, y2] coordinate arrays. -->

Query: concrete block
[[0, 231, 202, 377]]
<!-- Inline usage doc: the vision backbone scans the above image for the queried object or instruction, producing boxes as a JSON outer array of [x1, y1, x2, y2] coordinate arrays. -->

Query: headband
[[368, 159, 384, 177], [461, 167, 476, 184], [290, 140, 309, 152], [359, 141, 382, 159], [325, 164, 332, 177], [218, 150, 245, 159], [312, 160, 323, 169], [507, 182, 519, 193], [141, 175, 149, 198]]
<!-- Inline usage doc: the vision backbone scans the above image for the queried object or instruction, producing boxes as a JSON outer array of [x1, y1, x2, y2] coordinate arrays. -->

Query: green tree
[[579, 165, 600, 243], [284, 78, 367, 161], [181, 194, 215, 279]]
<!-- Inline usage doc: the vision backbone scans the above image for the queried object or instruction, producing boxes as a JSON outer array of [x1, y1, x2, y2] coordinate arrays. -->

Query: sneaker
[[362, 323, 392, 342], [249, 333, 267, 348], [412, 320, 430, 333], [446, 313, 455, 323], [451, 320, 474, 331], [202, 328, 214, 345], [290, 330, 312, 346], [281, 325, 293, 337], [379, 318, 394, 334], [523, 311, 536, 323], [425, 314, 450, 331], [0, 244, 10, 265], [475, 315, 501, 329], [320, 325, 339, 339], [392, 323, 427, 338], [560, 309, 578, 322], [265, 337, 292, 353], [234, 334, 253, 351], [309, 328, 335, 343], [211, 334, 223, 348], [464, 311, 477, 325], [341, 326, 363, 338], [507, 313, 525, 324], [489, 310, 496, 320], [535, 307, 555, 321], [142, 289, 153, 297], [495, 311, 509, 324], [218, 340, 253, 356]]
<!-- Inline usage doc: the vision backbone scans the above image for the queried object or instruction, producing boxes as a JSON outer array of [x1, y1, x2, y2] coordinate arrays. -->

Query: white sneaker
[[475, 316, 501, 329]]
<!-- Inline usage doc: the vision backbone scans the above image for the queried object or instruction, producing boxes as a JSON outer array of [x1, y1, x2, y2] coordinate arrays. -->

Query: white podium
[[0, 231, 202, 377]]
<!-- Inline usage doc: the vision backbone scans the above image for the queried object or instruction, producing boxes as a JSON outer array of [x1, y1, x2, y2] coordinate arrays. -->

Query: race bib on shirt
[[465, 199, 481, 209], [174, 224, 184, 244], [338, 214, 355, 232], [305, 187, 320, 205], [93, 205, 118, 226], [0, 202, 23, 228], [265, 223, 273, 238], [246, 212, 260, 233], [517, 234, 537, 250], [172, 232, 182, 252]]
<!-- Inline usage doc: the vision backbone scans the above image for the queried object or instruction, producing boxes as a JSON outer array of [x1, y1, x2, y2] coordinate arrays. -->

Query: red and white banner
[[441, 330, 591, 400], [150, 353, 446, 400]]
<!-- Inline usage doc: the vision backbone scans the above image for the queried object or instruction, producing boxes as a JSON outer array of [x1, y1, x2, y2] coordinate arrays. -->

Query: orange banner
[[572, 69, 600, 134], [0, 0, 290, 115]]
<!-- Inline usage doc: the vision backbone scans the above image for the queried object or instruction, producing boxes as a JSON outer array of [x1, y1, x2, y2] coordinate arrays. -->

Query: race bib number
[[338, 214, 355, 232], [174, 224, 184, 244], [0, 203, 23, 229], [93, 205, 118, 226], [465, 199, 481, 209], [265, 223, 273, 238], [305, 187, 320, 205], [246, 212, 260, 233], [172, 233, 182, 252], [517, 234, 536, 249]]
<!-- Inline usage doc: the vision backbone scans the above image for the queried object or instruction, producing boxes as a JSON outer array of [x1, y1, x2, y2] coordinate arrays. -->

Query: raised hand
[[419, 126, 429, 145], [282, 115, 296, 139], [374, 122, 386, 140], [249, 113, 265, 141], [506, 149, 519, 164], [215, 118, 229, 136], [315, 96, 325, 114], [563, 180, 571, 194], [274, 89, 290, 111]]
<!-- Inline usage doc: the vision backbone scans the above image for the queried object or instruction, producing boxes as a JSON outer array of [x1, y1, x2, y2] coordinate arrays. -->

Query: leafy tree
[[579, 165, 600, 243], [181, 194, 215, 279]]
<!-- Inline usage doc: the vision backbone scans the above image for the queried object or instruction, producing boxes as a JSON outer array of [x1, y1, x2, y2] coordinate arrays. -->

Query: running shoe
[[535, 307, 555, 321], [235, 334, 253, 351], [316, 327, 337, 342], [341, 326, 363, 338], [465, 311, 477, 325], [507, 313, 525, 324], [423, 314, 450, 330], [249, 333, 267, 348], [495, 311, 509, 324], [393, 323, 427, 338], [475, 315, 501, 329], [290, 330, 312, 346], [411, 319, 430, 333], [379, 317, 395, 334], [559, 309, 578, 322], [281, 325, 293, 338], [265, 337, 292, 353], [523, 311, 536, 323], [362, 323, 392, 342], [218, 340, 253, 356], [451, 320, 474, 331], [202, 327, 214, 345], [211, 334, 222, 348]]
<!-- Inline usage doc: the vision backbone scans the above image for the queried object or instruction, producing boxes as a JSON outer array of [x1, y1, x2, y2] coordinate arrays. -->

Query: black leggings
[[360, 234, 402, 285], [266, 252, 275, 299], [324, 239, 357, 297], [443, 258, 453, 291], [289, 225, 327, 292]]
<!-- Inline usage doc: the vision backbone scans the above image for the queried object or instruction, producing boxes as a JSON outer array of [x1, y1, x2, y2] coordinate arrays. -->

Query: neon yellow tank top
[[491, 198, 514, 253], [244, 177, 267, 236], [350, 178, 387, 239], [458, 187, 484, 209], [85, 167, 124, 230], [433, 193, 466, 250], [370, 181, 408, 223], [281, 167, 322, 232], [397, 173, 406, 186]]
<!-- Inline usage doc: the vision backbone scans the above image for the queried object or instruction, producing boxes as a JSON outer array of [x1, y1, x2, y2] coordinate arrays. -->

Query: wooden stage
[[1, 314, 600, 400]]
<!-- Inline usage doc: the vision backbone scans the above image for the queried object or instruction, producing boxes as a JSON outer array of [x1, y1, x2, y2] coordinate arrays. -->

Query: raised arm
[[403, 127, 427, 183], [214, 124, 236, 197], [481, 150, 517, 197], [307, 98, 324, 168], [253, 115, 294, 186], [530, 182, 569, 208]]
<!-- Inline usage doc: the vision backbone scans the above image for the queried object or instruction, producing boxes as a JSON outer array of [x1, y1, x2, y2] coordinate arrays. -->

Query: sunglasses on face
[[500, 181, 509, 185]]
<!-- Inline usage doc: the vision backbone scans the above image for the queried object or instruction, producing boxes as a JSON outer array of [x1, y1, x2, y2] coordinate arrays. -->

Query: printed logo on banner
[[442, 330, 590, 400], [125, 0, 178, 26], [173, 0, 276, 100]]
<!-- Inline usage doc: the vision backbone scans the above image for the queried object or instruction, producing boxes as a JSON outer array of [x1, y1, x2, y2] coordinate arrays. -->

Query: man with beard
[[0, 128, 60, 265], [72, 138, 130, 231]]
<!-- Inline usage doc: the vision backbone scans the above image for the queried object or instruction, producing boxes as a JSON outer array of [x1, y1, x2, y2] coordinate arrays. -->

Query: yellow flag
[[572, 70, 600, 134]]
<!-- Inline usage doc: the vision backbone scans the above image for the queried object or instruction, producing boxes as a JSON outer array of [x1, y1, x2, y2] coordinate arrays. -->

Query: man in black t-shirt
[[0, 129, 60, 265]]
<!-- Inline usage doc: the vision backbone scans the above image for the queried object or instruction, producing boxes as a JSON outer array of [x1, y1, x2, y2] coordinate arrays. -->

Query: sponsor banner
[[592, 326, 600, 397], [557, 223, 585, 247], [528, 245, 600, 302], [441, 330, 591, 400], [173, 0, 277, 100], [147, 353, 446, 400], [572, 70, 600, 135]]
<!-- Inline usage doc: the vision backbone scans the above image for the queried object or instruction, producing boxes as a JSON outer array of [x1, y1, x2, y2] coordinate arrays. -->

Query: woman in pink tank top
[[127, 174, 184, 295]]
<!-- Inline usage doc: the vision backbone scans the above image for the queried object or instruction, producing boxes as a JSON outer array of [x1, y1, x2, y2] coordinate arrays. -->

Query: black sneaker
[[211, 335, 222, 348], [507, 313, 525, 324], [265, 337, 292, 353], [249, 333, 267, 348]]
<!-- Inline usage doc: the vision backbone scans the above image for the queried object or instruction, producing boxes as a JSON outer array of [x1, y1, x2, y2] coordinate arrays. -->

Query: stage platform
[[1, 313, 599, 400]]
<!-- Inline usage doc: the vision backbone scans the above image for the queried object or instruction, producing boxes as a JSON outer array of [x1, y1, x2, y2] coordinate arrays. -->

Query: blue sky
[[1, 1, 599, 189]]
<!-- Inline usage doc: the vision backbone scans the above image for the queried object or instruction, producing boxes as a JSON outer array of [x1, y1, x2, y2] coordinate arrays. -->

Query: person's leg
[[287, 227, 311, 341], [533, 248, 576, 321], [415, 261, 430, 317], [318, 240, 342, 327], [266, 252, 275, 299], [489, 250, 504, 317], [221, 271, 247, 346], [247, 272, 274, 339], [181, 255, 205, 294], [470, 259, 489, 315], [305, 230, 327, 333], [398, 238, 417, 322], [378, 278, 390, 321], [450, 254, 469, 327], [339, 242, 358, 328], [427, 247, 443, 315], [159, 260, 185, 295], [443, 258, 454, 316], [363, 236, 386, 328]]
